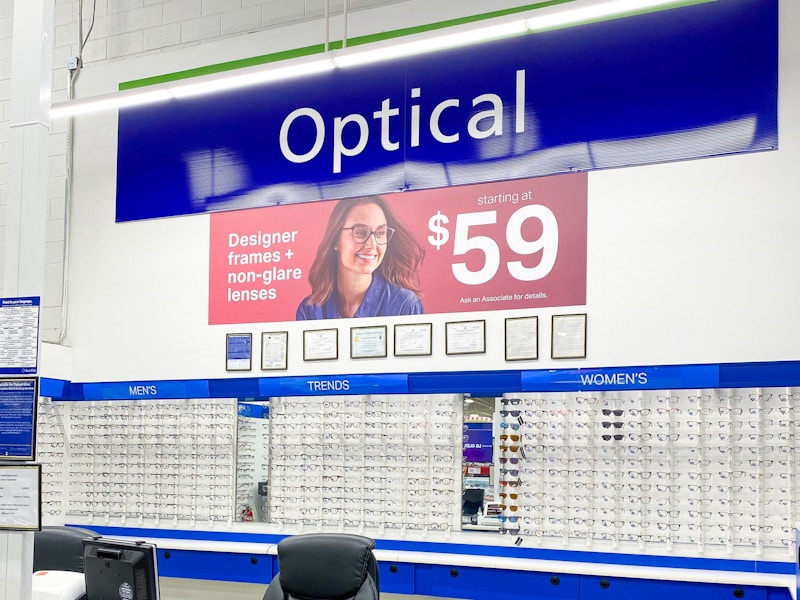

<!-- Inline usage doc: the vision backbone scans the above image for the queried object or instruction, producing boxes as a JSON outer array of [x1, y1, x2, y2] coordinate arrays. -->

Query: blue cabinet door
[[157, 549, 272, 584], [378, 561, 415, 594], [581, 575, 768, 600], [421, 565, 579, 600]]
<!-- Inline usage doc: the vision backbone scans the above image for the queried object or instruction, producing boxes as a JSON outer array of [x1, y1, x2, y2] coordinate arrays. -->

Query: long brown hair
[[307, 196, 425, 306]]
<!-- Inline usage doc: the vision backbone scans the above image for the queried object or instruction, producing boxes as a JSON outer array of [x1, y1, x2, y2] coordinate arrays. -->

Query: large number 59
[[451, 206, 559, 285]]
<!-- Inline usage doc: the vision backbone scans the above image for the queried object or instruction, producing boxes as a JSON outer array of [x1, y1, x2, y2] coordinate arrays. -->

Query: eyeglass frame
[[341, 224, 395, 245]]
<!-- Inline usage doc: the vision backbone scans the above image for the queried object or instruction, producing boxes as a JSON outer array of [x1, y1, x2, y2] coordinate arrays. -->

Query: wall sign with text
[[0, 377, 38, 461], [209, 173, 587, 324], [117, 0, 776, 222]]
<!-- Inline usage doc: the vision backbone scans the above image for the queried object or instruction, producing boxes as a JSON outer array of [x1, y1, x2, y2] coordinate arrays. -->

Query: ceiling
[[463, 396, 496, 421]]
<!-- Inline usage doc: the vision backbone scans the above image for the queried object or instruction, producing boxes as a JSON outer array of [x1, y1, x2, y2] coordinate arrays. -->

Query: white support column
[[3, 0, 53, 299], [1, 2, 54, 600], [0, 532, 35, 600]]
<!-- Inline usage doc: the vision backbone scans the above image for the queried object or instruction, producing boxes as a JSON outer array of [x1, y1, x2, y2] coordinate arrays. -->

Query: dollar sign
[[427, 210, 450, 250]]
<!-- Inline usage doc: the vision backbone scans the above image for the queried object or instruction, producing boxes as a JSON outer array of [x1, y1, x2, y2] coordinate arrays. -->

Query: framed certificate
[[393, 323, 432, 357], [303, 328, 339, 361], [350, 325, 388, 359], [505, 316, 538, 361], [551, 313, 587, 359], [0, 463, 41, 531], [226, 333, 252, 371], [445, 320, 486, 355], [261, 331, 288, 370]]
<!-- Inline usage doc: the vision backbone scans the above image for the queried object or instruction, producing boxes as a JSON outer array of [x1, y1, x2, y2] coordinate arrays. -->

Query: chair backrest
[[33, 526, 98, 573], [263, 533, 379, 600]]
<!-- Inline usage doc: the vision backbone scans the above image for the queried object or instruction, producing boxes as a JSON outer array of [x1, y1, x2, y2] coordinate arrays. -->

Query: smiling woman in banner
[[296, 195, 425, 320]]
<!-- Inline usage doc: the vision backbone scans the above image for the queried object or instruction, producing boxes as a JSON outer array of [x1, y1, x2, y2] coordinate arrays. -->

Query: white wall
[[48, 0, 800, 384]]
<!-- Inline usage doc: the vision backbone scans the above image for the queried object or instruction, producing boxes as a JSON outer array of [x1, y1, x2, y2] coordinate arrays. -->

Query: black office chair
[[263, 533, 380, 600], [33, 525, 99, 573]]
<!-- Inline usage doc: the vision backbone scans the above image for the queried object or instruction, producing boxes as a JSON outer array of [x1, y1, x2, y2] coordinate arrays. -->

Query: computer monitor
[[83, 537, 161, 600], [462, 426, 492, 464], [462, 488, 485, 516]]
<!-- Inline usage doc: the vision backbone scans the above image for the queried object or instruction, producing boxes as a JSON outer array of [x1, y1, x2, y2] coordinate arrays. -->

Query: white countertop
[[109, 536, 797, 600]]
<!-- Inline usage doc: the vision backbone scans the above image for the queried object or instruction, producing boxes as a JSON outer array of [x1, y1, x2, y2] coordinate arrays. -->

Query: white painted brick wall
[[108, 0, 145, 14], [304, 0, 335, 20], [181, 13, 221, 43], [81, 36, 109, 64], [163, 0, 202, 25], [89, 12, 128, 41], [202, 0, 242, 16], [261, 0, 305, 27], [54, 3, 75, 27], [143, 22, 181, 51], [221, 5, 261, 36], [84, 0, 109, 19], [107, 29, 144, 58], [62, 0, 423, 65], [126, 5, 163, 31]]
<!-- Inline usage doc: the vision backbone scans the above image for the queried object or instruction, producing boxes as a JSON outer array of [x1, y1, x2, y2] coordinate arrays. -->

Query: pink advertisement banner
[[209, 173, 587, 325]]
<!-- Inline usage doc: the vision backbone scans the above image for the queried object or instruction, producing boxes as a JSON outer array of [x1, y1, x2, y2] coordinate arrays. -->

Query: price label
[[427, 206, 559, 286]]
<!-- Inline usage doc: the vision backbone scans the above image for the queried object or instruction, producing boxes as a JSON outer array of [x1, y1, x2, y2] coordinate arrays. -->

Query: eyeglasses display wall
[[38, 398, 69, 520], [35, 386, 800, 563], [267, 394, 462, 533], [496, 389, 799, 559], [37, 398, 237, 525]]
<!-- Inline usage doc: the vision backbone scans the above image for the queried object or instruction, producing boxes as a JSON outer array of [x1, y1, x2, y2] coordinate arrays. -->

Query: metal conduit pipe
[[52, 0, 96, 344]]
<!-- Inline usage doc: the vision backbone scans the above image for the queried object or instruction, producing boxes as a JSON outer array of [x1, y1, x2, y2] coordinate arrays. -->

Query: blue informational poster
[[0, 377, 38, 461], [226, 333, 253, 371], [116, 0, 777, 222], [0, 297, 40, 375]]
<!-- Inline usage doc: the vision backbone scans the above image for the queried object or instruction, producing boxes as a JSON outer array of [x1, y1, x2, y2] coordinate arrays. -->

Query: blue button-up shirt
[[296, 275, 423, 320]]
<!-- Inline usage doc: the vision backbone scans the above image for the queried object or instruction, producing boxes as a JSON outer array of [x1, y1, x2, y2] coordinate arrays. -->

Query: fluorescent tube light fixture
[[331, 21, 528, 68], [49, 89, 173, 118], [48, 0, 693, 118], [524, 0, 691, 31], [168, 58, 336, 99], [49, 58, 337, 117]]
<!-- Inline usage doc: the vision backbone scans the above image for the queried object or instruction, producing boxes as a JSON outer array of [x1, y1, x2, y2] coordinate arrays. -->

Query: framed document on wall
[[350, 326, 388, 359], [551, 313, 587, 359], [303, 328, 339, 361], [394, 323, 432, 357], [0, 463, 41, 531], [445, 320, 486, 355], [261, 331, 288, 370], [226, 333, 252, 371], [505, 316, 538, 361]]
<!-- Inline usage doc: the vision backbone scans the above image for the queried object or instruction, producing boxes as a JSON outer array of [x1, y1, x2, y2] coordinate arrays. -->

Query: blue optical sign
[[259, 374, 408, 397], [521, 365, 719, 392], [116, 0, 777, 222], [82, 380, 212, 400]]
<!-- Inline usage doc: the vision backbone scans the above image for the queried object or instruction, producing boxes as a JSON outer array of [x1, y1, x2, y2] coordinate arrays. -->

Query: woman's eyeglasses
[[342, 224, 395, 245]]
